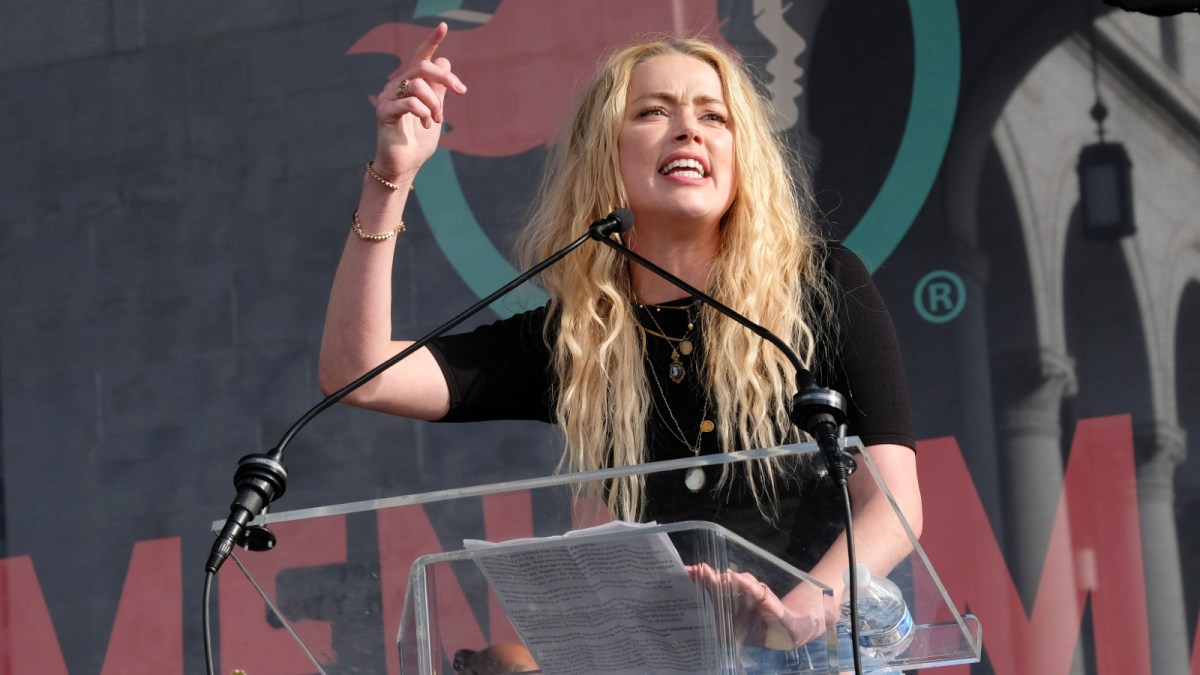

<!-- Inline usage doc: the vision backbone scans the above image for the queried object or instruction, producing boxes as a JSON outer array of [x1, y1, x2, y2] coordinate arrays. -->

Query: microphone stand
[[200, 210, 633, 675], [206, 209, 633, 575], [590, 232, 866, 675]]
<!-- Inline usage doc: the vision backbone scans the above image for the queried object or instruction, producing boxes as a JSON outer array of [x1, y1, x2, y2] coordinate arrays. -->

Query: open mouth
[[658, 157, 708, 179]]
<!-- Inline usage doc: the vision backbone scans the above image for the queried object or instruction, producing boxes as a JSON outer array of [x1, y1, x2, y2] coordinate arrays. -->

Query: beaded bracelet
[[366, 161, 414, 192], [351, 209, 406, 241]]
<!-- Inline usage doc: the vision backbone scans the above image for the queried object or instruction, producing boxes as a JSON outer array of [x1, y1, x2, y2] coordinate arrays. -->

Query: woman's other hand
[[686, 563, 827, 651]]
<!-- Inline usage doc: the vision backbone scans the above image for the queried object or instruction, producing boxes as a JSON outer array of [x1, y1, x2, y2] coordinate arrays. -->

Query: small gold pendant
[[685, 467, 706, 492], [679, 339, 693, 356], [668, 356, 685, 383], [699, 419, 714, 433]]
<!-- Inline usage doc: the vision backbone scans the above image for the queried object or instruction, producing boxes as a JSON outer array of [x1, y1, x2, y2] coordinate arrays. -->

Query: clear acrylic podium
[[217, 438, 981, 674]]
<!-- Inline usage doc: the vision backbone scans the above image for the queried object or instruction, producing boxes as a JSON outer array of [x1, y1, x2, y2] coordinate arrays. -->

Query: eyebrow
[[631, 91, 728, 109]]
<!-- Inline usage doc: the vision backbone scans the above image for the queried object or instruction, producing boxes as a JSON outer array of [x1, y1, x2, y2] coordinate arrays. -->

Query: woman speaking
[[319, 21, 922, 658]]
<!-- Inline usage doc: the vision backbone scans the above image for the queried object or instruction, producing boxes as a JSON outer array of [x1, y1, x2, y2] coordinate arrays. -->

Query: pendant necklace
[[639, 304, 694, 384], [684, 421, 716, 492], [641, 321, 713, 492]]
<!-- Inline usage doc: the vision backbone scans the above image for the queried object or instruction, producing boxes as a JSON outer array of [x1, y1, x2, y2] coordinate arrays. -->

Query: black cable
[[203, 569, 215, 675], [840, 479, 864, 675], [815, 423, 864, 675]]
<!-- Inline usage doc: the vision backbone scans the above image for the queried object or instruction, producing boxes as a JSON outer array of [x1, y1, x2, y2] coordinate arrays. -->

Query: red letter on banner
[[0, 556, 69, 675], [378, 491, 534, 675], [0, 537, 183, 674], [916, 415, 1151, 674], [100, 537, 183, 674], [219, 516, 347, 674]]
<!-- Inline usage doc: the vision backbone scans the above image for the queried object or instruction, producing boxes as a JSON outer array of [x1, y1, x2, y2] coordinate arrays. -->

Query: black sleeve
[[424, 307, 556, 423], [818, 244, 916, 450]]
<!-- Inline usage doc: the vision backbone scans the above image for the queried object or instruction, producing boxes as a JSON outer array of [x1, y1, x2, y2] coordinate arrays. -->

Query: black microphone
[[206, 209, 635, 575], [592, 207, 634, 236], [588, 224, 851, 481]]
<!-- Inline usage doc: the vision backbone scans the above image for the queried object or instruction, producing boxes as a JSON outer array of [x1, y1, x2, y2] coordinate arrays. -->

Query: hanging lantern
[[1078, 18, 1136, 241], [1077, 139, 1136, 240]]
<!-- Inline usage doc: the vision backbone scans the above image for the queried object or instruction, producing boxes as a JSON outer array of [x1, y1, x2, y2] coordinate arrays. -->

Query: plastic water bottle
[[839, 564, 915, 661]]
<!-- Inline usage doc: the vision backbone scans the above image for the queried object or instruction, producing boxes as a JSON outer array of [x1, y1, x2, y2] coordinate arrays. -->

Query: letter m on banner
[[915, 415, 1152, 674]]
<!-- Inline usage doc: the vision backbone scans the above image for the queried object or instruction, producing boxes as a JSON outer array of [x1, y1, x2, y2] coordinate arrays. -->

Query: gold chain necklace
[[638, 305, 694, 384], [640, 315, 714, 492]]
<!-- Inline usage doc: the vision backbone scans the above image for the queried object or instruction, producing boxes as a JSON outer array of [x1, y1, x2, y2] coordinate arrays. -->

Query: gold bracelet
[[366, 161, 414, 192], [351, 209, 406, 241]]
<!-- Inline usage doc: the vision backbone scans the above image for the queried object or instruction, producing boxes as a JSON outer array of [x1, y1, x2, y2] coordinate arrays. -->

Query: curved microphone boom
[[205, 209, 635, 575], [591, 226, 867, 675], [587, 229, 852, 477]]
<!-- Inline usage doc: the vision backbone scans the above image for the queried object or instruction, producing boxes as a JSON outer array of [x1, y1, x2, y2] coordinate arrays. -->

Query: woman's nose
[[674, 118, 702, 143]]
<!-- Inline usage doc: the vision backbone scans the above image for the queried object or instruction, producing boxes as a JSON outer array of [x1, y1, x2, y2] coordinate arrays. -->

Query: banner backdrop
[[0, 1, 1198, 673]]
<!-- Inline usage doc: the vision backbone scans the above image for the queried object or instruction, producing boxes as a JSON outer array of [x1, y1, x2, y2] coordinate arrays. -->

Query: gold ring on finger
[[394, 79, 410, 99]]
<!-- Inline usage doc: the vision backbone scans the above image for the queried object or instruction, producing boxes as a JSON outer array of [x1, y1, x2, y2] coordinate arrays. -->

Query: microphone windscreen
[[608, 208, 635, 233]]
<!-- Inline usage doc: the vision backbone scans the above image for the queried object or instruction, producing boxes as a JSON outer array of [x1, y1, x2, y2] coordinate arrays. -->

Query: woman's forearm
[[787, 443, 923, 607]]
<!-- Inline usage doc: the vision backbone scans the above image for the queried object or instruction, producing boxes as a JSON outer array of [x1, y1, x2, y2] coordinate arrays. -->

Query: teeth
[[659, 158, 706, 177]]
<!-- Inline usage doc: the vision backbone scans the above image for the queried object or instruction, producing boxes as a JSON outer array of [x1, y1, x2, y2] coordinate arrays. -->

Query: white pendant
[[685, 467, 706, 492]]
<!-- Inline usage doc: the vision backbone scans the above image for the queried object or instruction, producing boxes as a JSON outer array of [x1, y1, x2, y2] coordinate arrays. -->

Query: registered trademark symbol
[[914, 270, 966, 323]]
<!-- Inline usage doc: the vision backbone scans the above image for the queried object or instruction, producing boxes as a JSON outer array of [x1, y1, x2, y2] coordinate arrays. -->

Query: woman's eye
[[703, 112, 728, 124], [638, 107, 667, 117]]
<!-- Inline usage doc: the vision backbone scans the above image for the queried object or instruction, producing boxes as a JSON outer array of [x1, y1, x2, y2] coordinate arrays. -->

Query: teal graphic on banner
[[841, 0, 960, 272], [401, 0, 961, 315]]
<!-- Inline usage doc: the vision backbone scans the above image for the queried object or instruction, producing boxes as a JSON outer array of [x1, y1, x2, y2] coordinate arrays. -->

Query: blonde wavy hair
[[517, 37, 832, 521]]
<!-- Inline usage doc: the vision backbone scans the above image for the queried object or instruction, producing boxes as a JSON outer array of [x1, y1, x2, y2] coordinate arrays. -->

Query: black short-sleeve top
[[425, 243, 913, 568]]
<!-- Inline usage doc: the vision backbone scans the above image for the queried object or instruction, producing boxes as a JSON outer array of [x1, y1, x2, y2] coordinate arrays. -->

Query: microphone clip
[[206, 450, 288, 573], [790, 385, 854, 485]]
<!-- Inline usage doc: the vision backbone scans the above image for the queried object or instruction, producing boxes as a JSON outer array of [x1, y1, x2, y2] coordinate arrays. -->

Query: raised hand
[[372, 22, 468, 184]]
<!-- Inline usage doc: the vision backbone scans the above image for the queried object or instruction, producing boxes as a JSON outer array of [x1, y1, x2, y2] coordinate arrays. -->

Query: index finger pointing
[[412, 22, 449, 63]]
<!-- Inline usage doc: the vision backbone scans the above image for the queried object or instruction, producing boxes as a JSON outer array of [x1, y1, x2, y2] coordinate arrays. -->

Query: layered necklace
[[637, 302, 714, 492], [640, 304, 694, 383]]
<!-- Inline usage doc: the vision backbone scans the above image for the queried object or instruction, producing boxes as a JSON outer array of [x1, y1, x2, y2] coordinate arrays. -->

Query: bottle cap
[[843, 563, 872, 590]]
